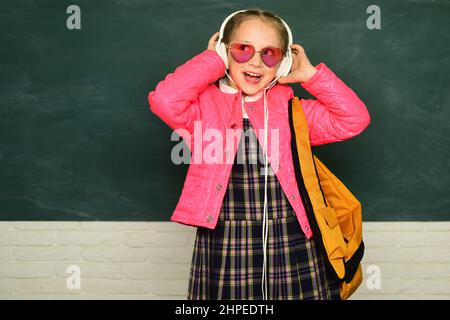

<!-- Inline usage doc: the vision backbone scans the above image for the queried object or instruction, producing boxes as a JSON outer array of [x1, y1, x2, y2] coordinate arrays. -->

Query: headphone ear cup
[[275, 59, 287, 78], [276, 55, 293, 78], [215, 41, 229, 70]]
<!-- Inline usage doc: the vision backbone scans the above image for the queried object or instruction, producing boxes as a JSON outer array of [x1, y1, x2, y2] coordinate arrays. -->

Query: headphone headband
[[217, 10, 293, 52]]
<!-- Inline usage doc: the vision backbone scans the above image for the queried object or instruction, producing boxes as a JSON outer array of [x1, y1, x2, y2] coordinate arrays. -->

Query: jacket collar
[[218, 77, 264, 102]]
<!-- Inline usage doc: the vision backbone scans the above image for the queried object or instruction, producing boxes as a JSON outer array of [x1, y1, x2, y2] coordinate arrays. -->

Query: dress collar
[[218, 77, 264, 102]]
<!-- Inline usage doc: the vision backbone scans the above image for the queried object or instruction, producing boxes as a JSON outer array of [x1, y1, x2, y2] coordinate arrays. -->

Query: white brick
[[149, 279, 188, 296], [0, 247, 14, 262], [358, 278, 421, 295], [14, 246, 82, 261], [382, 279, 422, 295], [147, 222, 195, 233], [54, 294, 151, 300], [148, 247, 193, 264], [53, 294, 95, 299], [363, 232, 398, 247], [0, 231, 53, 246], [145, 295, 185, 300], [82, 279, 149, 294], [55, 231, 122, 246], [363, 231, 450, 251], [81, 247, 148, 262], [0, 263, 54, 278], [53, 290, 97, 300], [186, 232, 197, 244], [0, 222, 12, 230], [349, 293, 381, 300], [0, 293, 53, 300], [363, 222, 424, 232], [12, 222, 79, 230], [397, 232, 425, 247], [80, 222, 149, 231], [424, 222, 450, 231], [0, 279, 14, 293], [424, 247, 450, 262], [124, 231, 189, 248], [364, 246, 423, 263], [351, 293, 428, 300], [416, 294, 450, 300], [397, 231, 450, 248], [422, 279, 450, 294], [397, 263, 450, 279], [123, 263, 190, 280], [422, 232, 450, 246], [55, 262, 121, 279], [14, 278, 82, 294]]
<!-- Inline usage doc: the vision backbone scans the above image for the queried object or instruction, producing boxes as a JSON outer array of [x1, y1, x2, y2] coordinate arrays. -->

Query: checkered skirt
[[187, 118, 341, 300]]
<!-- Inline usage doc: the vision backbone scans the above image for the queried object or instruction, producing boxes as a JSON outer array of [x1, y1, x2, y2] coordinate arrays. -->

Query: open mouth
[[243, 71, 262, 84]]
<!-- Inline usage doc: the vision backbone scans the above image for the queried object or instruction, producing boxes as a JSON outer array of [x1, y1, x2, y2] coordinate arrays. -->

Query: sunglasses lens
[[229, 43, 284, 67], [229, 43, 254, 63], [261, 47, 284, 67]]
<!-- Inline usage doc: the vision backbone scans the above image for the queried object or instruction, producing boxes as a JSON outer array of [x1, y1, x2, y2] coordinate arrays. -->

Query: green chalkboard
[[1, 0, 449, 221]]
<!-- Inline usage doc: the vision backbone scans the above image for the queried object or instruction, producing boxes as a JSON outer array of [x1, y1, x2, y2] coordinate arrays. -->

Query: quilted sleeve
[[148, 49, 226, 134], [299, 63, 371, 146]]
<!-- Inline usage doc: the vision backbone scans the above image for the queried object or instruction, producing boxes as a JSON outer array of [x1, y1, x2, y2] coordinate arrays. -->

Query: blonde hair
[[222, 8, 289, 52]]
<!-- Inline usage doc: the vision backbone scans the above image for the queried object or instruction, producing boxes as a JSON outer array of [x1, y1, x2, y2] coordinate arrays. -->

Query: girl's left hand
[[277, 44, 318, 84]]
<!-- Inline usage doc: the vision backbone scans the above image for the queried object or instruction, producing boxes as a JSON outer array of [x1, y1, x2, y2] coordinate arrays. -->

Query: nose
[[248, 51, 263, 67]]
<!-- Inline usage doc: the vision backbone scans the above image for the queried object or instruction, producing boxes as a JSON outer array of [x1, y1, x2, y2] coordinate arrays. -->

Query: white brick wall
[[353, 222, 450, 300], [0, 221, 449, 300]]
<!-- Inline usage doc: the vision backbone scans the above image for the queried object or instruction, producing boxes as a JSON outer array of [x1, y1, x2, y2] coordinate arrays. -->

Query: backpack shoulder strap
[[289, 96, 327, 212]]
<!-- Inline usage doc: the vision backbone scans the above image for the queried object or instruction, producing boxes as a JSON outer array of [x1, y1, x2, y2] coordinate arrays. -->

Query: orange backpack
[[288, 97, 365, 300]]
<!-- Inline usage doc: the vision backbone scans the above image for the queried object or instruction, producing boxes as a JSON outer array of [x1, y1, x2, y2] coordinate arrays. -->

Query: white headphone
[[215, 9, 293, 79]]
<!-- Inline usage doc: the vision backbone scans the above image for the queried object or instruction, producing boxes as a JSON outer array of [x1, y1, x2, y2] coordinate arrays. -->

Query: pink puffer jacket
[[148, 49, 370, 239]]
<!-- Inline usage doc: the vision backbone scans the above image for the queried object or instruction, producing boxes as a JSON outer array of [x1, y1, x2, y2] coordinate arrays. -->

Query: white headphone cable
[[261, 77, 278, 300], [261, 86, 269, 300], [221, 65, 282, 300]]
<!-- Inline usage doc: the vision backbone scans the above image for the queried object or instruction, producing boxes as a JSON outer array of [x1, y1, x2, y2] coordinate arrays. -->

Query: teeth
[[246, 72, 260, 77]]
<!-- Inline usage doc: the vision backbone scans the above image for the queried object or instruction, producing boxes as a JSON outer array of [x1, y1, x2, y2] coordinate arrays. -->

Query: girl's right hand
[[207, 32, 220, 51]]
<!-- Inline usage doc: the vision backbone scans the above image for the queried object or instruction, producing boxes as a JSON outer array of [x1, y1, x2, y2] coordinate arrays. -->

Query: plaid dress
[[187, 117, 341, 300]]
